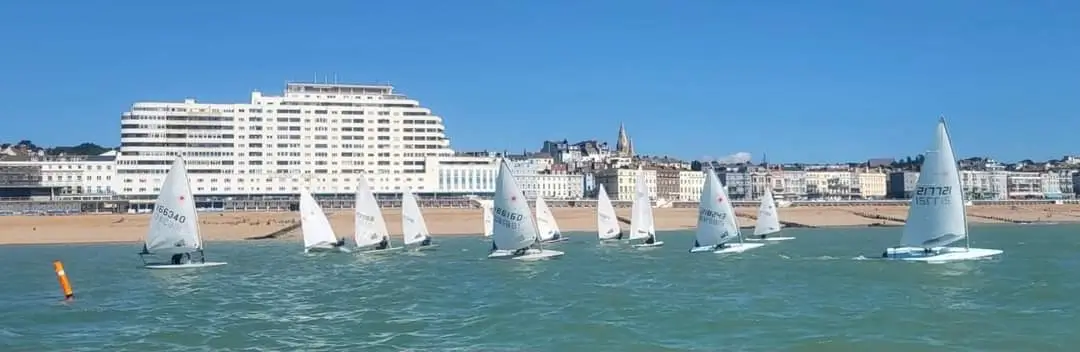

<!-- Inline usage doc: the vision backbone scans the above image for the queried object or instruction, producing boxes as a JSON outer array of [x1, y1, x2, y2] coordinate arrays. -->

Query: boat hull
[[713, 242, 765, 254], [541, 237, 570, 244], [746, 236, 795, 242], [882, 246, 1003, 262], [487, 248, 564, 260], [632, 241, 664, 248], [145, 262, 227, 269], [689, 245, 717, 253], [410, 244, 439, 251], [357, 247, 405, 255], [305, 246, 350, 254]]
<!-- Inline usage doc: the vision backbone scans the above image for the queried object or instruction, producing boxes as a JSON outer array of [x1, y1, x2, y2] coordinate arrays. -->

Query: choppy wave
[[1, 225, 1078, 351]]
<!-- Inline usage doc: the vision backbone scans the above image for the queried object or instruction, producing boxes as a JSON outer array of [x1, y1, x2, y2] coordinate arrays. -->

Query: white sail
[[401, 188, 431, 246], [754, 188, 782, 236], [145, 157, 202, 255], [695, 168, 736, 247], [596, 184, 621, 240], [628, 168, 655, 241], [900, 119, 967, 248], [535, 195, 562, 241], [481, 202, 494, 237], [492, 160, 540, 251], [299, 188, 338, 249], [354, 176, 391, 249]]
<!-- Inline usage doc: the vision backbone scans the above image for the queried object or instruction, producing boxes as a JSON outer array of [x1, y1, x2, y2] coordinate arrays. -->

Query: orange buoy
[[53, 260, 74, 301]]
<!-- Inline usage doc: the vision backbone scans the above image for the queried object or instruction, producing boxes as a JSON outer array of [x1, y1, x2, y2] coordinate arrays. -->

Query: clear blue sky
[[1, 0, 1078, 163]]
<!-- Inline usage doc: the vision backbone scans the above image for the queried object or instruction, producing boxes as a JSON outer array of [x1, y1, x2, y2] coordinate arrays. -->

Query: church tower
[[615, 123, 632, 157]]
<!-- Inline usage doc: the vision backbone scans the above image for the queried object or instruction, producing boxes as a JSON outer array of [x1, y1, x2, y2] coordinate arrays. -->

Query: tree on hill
[[47, 143, 111, 156]]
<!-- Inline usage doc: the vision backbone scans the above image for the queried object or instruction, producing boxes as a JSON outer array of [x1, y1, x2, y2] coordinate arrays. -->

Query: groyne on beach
[[1, 203, 1078, 245]]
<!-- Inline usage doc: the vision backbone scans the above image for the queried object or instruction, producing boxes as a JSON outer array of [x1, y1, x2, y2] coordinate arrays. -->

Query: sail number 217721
[[914, 186, 952, 206]]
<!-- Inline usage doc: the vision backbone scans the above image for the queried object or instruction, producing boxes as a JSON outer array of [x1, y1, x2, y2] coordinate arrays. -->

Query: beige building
[[804, 171, 861, 200], [676, 170, 705, 201], [655, 168, 680, 201], [594, 168, 656, 201], [856, 172, 887, 199]]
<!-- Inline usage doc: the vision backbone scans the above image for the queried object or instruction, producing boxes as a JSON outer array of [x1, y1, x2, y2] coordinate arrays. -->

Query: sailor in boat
[[169, 253, 192, 265], [615, 231, 624, 240], [332, 238, 346, 248], [549, 231, 562, 241], [374, 237, 389, 250], [490, 242, 498, 252], [420, 237, 432, 246], [644, 235, 656, 245], [512, 247, 528, 256]]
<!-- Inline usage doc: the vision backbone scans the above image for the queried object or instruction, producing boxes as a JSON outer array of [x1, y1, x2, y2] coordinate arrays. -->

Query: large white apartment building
[[117, 82, 459, 198]]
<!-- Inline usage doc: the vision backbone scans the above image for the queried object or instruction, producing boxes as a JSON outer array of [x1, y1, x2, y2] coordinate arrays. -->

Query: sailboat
[[629, 167, 663, 248], [481, 201, 494, 238], [717, 176, 764, 253], [487, 160, 564, 260], [535, 195, 568, 243], [401, 188, 436, 251], [881, 117, 1003, 262], [299, 188, 349, 253], [139, 157, 227, 269], [596, 184, 624, 241], [689, 168, 763, 253], [747, 188, 795, 241], [353, 177, 402, 254]]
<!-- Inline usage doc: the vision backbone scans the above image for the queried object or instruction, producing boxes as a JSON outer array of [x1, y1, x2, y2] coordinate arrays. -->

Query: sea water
[[1, 224, 1078, 351]]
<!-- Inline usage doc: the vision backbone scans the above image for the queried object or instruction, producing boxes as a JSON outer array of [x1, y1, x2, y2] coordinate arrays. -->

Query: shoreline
[[2, 204, 1079, 246]]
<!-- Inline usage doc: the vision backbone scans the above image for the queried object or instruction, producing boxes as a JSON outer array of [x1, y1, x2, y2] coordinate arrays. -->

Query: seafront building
[[0, 153, 117, 197], [4, 81, 1080, 207]]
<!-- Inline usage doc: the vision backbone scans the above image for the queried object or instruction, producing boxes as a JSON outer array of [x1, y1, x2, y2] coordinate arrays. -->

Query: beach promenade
[[1, 204, 1078, 245]]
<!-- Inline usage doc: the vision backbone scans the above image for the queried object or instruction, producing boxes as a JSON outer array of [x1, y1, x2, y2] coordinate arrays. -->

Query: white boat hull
[[487, 248, 564, 260], [746, 236, 796, 242], [713, 242, 765, 254], [305, 246, 350, 254], [541, 237, 570, 244], [357, 247, 405, 255], [145, 262, 227, 269], [882, 246, 1003, 262], [689, 245, 717, 253], [632, 241, 664, 248]]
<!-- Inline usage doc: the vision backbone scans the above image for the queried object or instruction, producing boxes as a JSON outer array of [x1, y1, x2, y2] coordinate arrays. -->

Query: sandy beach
[[1, 204, 1078, 245]]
